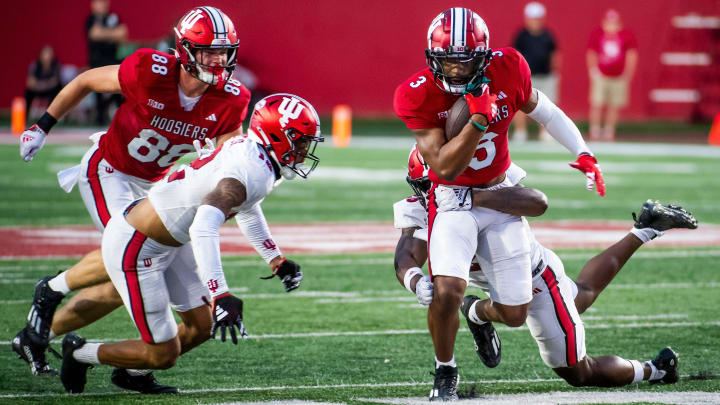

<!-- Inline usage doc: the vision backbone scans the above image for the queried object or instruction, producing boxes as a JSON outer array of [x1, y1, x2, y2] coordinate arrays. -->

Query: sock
[[645, 360, 666, 381], [630, 227, 663, 243], [435, 356, 457, 369], [126, 369, 152, 376], [468, 301, 488, 325], [48, 272, 71, 295], [48, 330, 56, 340], [629, 360, 644, 383], [72, 343, 101, 365]]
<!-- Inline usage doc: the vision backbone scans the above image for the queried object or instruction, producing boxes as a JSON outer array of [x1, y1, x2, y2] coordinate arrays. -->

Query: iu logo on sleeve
[[278, 97, 305, 127], [207, 279, 219, 294], [262, 239, 277, 250]]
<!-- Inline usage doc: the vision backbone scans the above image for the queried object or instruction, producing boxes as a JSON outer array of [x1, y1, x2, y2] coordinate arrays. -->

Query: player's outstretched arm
[[46, 65, 121, 124], [189, 178, 248, 342], [20, 65, 122, 161], [521, 88, 606, 196], [394, 227, 432, 305]]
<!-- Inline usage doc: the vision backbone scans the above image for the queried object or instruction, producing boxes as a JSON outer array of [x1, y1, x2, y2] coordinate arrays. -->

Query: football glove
[[211, 293, 247, 344], [193, 138, 216, 160], [569, 153, 606, 197], [20, 124, 47, 162], [464, 84, 498, 124], [261, 258, 303, 292], [415, 275, 434, 306], [434, 185, 473, 213]]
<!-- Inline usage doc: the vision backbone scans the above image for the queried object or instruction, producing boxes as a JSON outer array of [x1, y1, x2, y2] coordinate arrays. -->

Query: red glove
[[569, 153, 606, 196], [464, 84, 498, 124]]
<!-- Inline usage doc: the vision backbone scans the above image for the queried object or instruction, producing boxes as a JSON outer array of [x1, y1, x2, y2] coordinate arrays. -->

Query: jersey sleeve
[[216, 84, 251, 135], [117, 49, 152, 104], [510, 49, 533, 110], [393, 198, 428, 229], [393, 78, 441, 130]]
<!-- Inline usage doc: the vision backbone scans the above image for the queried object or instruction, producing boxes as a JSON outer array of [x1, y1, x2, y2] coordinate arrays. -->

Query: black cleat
[[461, 295, 501, 368], [11, 327, 57, 376], [60, 333, 92, 393], [26, 276, 65, 344], [111, 368, 179, 394], [633, 200, 698, 233], [650, 347, 679, 385], [429, 365, 459, 401]]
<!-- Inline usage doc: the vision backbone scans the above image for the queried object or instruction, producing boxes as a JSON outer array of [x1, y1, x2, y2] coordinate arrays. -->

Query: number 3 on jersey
[[468, 132, 500, 170], [128, 129, 194, 167]]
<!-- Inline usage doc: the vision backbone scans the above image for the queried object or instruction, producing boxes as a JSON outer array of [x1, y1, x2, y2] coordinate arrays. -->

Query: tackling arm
[[472, 185, 548, 217], [394, 227, 428, 288], [394, 227, 433, 306]]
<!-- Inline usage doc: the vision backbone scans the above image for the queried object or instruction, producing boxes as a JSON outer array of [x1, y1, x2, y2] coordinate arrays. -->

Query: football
[[444, 96, 471, 140]]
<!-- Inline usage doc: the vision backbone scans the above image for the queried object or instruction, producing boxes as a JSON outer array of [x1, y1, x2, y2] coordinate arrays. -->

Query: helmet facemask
[[406, 175, 431, 209], [175, 34, 238, 86], [426, 47, 492, 95], [277, 129, 324, 180]]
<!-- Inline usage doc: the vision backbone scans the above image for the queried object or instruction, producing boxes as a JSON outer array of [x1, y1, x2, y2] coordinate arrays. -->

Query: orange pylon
[[709, 113, 720, 146]]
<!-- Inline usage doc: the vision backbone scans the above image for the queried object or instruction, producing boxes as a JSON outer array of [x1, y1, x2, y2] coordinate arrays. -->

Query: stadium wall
[[5, 0, 717, 119]]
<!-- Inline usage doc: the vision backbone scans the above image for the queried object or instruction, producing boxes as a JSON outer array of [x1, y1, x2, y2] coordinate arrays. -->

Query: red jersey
[[394, 47, 532, 186], [588, 28, 637, 77], [101, 48, 251, 182]]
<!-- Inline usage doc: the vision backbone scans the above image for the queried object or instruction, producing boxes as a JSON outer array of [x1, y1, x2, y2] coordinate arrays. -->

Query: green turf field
[[0, 140, 719, 403]]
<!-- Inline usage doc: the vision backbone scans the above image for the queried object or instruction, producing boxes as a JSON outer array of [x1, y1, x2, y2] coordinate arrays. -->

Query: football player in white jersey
[[57, 93, 322, 394], [394, 148, 698, 400]]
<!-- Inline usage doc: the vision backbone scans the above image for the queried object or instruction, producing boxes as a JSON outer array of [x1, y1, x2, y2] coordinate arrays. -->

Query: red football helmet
[[174, 7, 239, 86], [248, 94, 324, 180], [406, 144, 431, 206], [425, 8, 492, 95]]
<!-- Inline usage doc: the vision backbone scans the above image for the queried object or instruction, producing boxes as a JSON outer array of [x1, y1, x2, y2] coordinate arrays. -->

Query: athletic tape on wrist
[[403, 267, 424, 293]]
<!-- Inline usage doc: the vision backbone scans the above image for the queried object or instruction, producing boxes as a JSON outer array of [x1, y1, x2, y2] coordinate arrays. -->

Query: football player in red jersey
[[14, 7, 250, 393], [395, 149, 697, 399], [393, 8, 607, 400]]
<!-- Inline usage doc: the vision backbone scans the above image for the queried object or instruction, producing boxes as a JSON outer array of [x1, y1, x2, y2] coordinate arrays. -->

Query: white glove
[[435, 185, 472, 213], [20, 125, 47, 162], [193, 138, 216, 159], [415, 275, 434, 306]]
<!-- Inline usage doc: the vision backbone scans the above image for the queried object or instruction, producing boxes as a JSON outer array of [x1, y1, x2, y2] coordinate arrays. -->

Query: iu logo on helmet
[[278, 97, 305, 128], [179, 9, 204, 34]]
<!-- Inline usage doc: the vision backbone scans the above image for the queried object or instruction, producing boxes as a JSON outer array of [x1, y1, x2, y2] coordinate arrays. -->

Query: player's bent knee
[[496, 303, 529, 327], [433, 276, 466, 308], [554, 358, 591, 387]]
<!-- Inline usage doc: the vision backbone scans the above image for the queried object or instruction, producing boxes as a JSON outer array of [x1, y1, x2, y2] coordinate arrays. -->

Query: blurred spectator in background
[[86, 0, 127, 125], [587, 9, 638, 141], [25, 45, 62, 118], [511, 2, 558, 142]]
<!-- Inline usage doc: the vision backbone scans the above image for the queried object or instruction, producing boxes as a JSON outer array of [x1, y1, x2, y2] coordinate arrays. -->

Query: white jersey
[[392, 192, 545, 284], [149, 136, 277, 243]]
